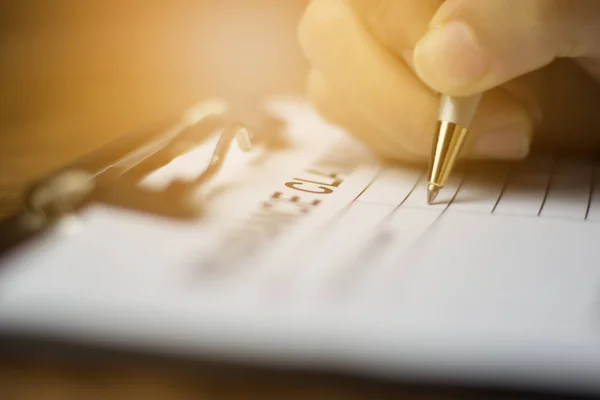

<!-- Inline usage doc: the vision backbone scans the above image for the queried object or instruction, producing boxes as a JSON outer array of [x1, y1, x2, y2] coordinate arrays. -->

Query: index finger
[[348, 0, 442, 58], [299, 0, 439, 158]]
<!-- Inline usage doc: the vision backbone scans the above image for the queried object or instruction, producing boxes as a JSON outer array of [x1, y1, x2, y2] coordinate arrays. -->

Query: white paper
[[1, 97, 600, 395]]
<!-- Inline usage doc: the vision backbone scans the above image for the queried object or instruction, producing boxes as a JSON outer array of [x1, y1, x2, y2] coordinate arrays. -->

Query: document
[[1, 97, 600, 395]]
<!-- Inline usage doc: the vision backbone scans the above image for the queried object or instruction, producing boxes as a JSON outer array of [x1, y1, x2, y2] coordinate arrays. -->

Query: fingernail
[[472, 124, 531, 159], [413, 21, 491, 92]]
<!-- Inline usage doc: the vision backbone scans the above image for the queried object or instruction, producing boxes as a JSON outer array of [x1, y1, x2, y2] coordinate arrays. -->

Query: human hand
[[299, 0, 600, 163]]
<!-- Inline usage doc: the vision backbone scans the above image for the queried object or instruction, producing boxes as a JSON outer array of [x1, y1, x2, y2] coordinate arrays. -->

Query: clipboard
[[1, 96, 600, 399]]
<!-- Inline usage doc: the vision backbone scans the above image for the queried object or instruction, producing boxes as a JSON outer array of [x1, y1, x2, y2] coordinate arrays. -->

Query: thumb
[[412, 0, 600, 96]]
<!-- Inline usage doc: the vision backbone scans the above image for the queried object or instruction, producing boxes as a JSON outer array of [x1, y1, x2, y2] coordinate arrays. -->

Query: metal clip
[[0, 99, 289, 254]]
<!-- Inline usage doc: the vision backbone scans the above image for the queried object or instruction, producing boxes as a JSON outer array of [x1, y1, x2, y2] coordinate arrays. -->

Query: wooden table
[[0, 364, 484, 400], [0, 349, 478, 400]]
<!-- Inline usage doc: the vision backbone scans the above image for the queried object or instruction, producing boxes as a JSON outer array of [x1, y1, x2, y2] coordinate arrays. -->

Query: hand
[[299, 0, 600, 163]]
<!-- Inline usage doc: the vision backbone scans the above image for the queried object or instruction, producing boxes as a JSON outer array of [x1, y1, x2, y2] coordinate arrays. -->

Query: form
[[1, 97, 600, 396]]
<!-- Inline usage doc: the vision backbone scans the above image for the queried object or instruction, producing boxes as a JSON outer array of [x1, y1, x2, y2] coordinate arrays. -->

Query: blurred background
[[0, 0, 309, 216]]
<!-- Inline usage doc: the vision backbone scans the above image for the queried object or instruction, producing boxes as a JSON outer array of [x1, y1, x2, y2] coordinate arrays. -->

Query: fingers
[[299, 0, 438, 159], [308, 68, 533, 162], [306, 69, 422, 162], [412, 0, 600, 96], [346, 0, 442, 56], [463, 89, 533, 160], [299, 0, 533, 161]]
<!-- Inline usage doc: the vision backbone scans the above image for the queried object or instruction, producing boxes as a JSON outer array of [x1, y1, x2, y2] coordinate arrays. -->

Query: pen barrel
[[438, 94, 482, 128], [428, 121, 469, 187]]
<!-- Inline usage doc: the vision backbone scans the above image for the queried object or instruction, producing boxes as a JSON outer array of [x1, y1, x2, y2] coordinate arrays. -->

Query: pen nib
[[427, 184, 440, 205]]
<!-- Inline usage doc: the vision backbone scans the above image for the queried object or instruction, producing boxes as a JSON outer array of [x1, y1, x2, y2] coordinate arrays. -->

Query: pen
[[427, 93, 482, 204]]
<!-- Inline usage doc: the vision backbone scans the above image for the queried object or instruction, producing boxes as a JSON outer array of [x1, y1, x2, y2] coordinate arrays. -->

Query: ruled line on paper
[[366, 155, 600, 222], [585, 162, 600, 222], [491, 155, 554, 217], [492, 163, 513, 214], [450, 162, 511, 214], [400, 167, 466, 210], [360, 156, 600, 222], [586, 161, 597, 220], [537, 155, 556, 216], [318, 172, 425, 297], [539, 158, 592, 220], [356, 166, 423, 206]]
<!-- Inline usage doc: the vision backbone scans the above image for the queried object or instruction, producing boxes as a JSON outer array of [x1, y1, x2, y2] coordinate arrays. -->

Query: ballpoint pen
[[427, 93, 482, 204]]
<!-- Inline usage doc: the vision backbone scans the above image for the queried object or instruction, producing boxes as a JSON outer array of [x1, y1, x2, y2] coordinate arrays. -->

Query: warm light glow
[[1, 1, 308, 213], [191, 2, 307, 105], [184, 98, 229, 125]]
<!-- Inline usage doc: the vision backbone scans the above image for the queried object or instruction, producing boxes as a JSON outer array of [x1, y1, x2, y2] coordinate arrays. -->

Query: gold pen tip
[[427, 184, 440, 205]]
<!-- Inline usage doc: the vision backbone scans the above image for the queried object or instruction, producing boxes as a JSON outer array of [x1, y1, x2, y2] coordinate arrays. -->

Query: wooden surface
[[0, 360, 485, 400]]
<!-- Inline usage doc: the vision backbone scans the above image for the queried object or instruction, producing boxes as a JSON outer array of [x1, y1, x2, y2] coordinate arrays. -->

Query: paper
[[1, 97, 600, 395]]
